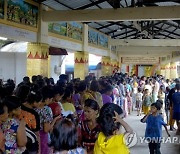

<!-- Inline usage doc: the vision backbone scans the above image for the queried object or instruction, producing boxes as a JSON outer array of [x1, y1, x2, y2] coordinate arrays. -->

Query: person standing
[[141, 103, 170, 154], [172, 83, 180, 135], [152, 77, 160, 103]]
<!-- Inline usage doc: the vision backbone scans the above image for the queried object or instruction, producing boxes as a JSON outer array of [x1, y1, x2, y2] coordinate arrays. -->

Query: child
[[141, 102, 170, 154], [126, 91, 132, 115], [94, 103, 133, 154], [142, 89, 152, 114], [136, 88, 143, 116], [50, 115, 87, 154]]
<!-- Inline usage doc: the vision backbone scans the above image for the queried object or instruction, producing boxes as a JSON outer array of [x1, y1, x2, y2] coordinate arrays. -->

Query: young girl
[[126, 91, 132, 115], [142, 89, 153, 114], [94, 103, 133, 154], [79, 99, 100, 154], [20, 90, 42, 154], [50, 115, 87, 154], [34, 86, 60, 154], [136, 88, 143, 116], [2, 96, 27, 153]]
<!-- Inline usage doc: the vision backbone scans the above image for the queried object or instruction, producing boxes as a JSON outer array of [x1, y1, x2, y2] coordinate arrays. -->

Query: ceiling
[[37, 0, 180, 39]]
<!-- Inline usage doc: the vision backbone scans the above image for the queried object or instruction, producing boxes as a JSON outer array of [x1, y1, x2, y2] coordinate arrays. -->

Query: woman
[[61, 89, 76, 114], [50, 116, 87, 154], [20, 90, 42, 154], [34, 86, 60, 154], [0, 103, 8, 153], [102, 84, 113, 105], [2, 96, 27, 153], [94, 103, 133, 154], [79, 99, 100, 154], [89, 80, 103, 108]]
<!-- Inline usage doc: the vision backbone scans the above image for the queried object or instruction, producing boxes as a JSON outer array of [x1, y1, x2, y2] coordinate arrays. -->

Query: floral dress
[[1, 118, 24, 154], [54, 147, 86, 154], [35, 106, 53, 154]]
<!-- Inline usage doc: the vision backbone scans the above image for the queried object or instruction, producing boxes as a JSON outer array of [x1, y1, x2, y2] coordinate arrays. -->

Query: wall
[[0, 52, 26, 85], [49, 55, 66, 83]]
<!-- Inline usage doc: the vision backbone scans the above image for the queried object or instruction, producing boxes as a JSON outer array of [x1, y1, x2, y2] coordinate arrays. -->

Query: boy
[[141, 102, 170, 154]]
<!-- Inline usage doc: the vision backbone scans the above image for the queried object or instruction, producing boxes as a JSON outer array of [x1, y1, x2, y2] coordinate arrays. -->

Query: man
[[168, 78, 180, 131], [152, 77, 160, 103], [172, 83, 180, 135]]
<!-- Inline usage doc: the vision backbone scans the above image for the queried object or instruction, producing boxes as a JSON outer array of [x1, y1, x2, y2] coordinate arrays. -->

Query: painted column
[[170, 62, 178, 79], [26, 4, 50, 78], [74, 51, 89, 80], [111, 59, 118, 74], [101, 56, 111, 76], [27, 43, 49, 78], [144, 66, 152, 77], [165, 63, 171, 79]]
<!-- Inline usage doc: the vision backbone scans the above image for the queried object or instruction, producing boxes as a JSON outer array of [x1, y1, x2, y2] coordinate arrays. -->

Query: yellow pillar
[[170, 62, 178, 79], [160, 64, 166, 77], [144, 66, 152, 77], [27, 43, 49, 78], [74, 51, 89, 80], [101, 56, 111, 76], [165, 63, 171, 79]]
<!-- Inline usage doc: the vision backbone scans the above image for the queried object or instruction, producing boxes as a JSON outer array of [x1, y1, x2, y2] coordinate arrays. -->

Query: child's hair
[[77, 81, 87, 92], [84, 99, 100, 112], [41, 86, 54, 102], [103, 84, 113, 94], [49, 118, 78, 152], [62, 89, 71, 101], [27, 90, 42, 104], [97, 103, 123, 137], [90, 80, 100, 92], [176, 83, 180, 90], [53, 86, 64, 96], [16, 85, 30, 103], [151, 102, 162, 110], [138, 87, 142, 93], [144, 89, 149, 93], [3, 96, 21, 113]]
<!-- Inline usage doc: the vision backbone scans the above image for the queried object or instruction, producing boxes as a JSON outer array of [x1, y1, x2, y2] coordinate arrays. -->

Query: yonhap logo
[[124, 132, 138, 148]]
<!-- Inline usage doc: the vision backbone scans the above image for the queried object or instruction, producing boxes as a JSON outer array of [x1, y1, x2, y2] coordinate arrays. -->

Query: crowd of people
[[0, 73, 179, 154]]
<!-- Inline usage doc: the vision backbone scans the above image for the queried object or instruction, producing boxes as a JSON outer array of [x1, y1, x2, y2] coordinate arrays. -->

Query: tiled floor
[[124, 111, 180, 154]]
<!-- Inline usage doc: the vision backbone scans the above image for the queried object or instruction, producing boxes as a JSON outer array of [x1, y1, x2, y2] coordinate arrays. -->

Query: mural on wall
[[98, 33, 108, 48], [48, 22, 67, 36], [7, 0, 38, 27], [68, 22, 82, 41], [88, 29, 98, 45], [88, 28, 108, 48], [0, 0, 4, 19]]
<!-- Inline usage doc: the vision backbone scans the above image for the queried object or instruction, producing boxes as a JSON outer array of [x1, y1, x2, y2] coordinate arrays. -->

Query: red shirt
[[48, 102, 62, 118]]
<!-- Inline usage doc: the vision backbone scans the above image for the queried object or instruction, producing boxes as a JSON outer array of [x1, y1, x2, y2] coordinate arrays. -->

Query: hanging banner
[[122, 57, 160, 64]]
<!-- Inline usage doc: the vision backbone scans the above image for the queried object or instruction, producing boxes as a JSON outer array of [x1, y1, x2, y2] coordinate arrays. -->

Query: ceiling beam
[[110, 39, 180, 46], [42, 6, 180, 22]]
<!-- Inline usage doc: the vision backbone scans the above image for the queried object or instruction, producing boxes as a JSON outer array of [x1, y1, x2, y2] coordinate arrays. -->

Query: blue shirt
[[144, 114, 166, 139]]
